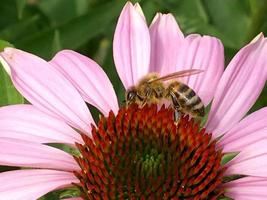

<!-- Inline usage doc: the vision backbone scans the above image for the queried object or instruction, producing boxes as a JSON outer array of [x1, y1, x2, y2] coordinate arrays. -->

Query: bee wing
[[148, 69, 204, 83]]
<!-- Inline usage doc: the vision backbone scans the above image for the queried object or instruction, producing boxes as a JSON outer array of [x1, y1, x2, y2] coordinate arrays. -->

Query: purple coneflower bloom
[[0, 2, 267, 199]]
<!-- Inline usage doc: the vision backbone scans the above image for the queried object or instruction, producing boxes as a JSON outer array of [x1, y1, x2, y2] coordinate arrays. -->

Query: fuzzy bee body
[[125, 70, 205, 121]]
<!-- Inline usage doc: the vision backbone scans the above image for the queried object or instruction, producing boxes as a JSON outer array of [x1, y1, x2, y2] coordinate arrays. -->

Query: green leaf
[[38, 187, 80, 200], [16, 0, 26, 19], [47, 143, 80, 156], [59, 187, 80, 199], [0, 64, 24, 106], [0, 40, 14, 51], [0, 40, 24, 106], [157, 0, 208, 23], [249, 0, 266, 14], [0, 15, 41, 42], [221, 152, 239, 165], [250, 84, 267, 113], [141, 1, 159, 23], [38, 0, 89, 26], [16, 1, 124, 59], [202, 0, 251, 48], [100, 41, 125, 105], [200, 103, 211, 127], [51, 29, 62, 55], [0, 1, 18, 28], [246, 0, 267, 42], [177, 16, 237, 49], [175, 0, 208, 23]]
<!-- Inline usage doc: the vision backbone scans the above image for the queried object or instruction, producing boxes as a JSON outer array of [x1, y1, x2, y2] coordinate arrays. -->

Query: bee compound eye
[[127, 91, 136, 101]]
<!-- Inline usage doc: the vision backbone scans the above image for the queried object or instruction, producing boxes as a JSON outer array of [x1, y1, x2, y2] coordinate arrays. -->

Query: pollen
[[74, 104, 225, 199]]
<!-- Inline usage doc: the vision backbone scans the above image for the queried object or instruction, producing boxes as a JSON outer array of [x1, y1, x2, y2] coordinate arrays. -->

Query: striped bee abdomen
[[168, 82, 205, 118]]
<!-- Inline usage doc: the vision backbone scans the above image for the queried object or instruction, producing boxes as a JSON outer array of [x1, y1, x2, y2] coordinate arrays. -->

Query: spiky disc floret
[[74, 104, 225, 199]]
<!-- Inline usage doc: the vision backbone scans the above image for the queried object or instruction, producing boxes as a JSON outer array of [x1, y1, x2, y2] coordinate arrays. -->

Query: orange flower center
[[74, 104, 225, 199]]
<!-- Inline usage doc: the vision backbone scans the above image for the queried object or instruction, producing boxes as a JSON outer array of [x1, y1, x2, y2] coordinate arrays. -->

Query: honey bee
[[125, 69, 205, 122]]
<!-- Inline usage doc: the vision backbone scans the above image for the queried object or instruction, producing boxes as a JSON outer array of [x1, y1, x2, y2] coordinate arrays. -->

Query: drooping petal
[[175, 34, 224, 105], [50, 50, 119, 116], [225, 139, 267, 177], [0, 105, 83, 144], [113, 2, 150, 89], [0, 48, 94, 134], [206, 34, 267, 137], [218, 107, 267, 152], [0, 169, 78, 200], [149, 13, 184, 74], [225, 177, 267, 199], [0, 137, 79, 171]]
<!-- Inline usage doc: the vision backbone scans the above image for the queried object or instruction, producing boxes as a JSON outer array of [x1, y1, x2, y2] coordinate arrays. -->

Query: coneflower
[[0, 2, 266, 200]]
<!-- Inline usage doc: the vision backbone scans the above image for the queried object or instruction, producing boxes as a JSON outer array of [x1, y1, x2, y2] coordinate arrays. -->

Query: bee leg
[[170, 91, 181, 124], [140, 99, 147, 108], [136, 94, 147, 108], [140, 88, 152, 108], [174, 109, 181, 124]]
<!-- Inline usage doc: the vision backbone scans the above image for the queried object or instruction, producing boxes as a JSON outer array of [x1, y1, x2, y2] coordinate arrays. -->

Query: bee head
[[125, 88, 138, 105]]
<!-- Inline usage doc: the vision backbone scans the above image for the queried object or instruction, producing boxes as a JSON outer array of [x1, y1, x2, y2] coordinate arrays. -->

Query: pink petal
[[50, 50, 119, 116], [218, 107, 267, 152], [0, 47, 94, 134], [0, 105, 83, 144], [175, 34, 224, 105], [225, 177, 267, 199], [149, 13, 184, 75], [0, 137, 79, 171], [225, 139, 267, 177], [0, 169, 78, 200], [206, 34, 267, 137], [134, 3, 146, 21], [113, 2, 150, 89]]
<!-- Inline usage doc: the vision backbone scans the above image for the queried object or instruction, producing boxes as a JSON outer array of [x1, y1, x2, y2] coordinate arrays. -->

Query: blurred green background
[[0, 0, 267, 111], [0, 0, 267, 199]]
